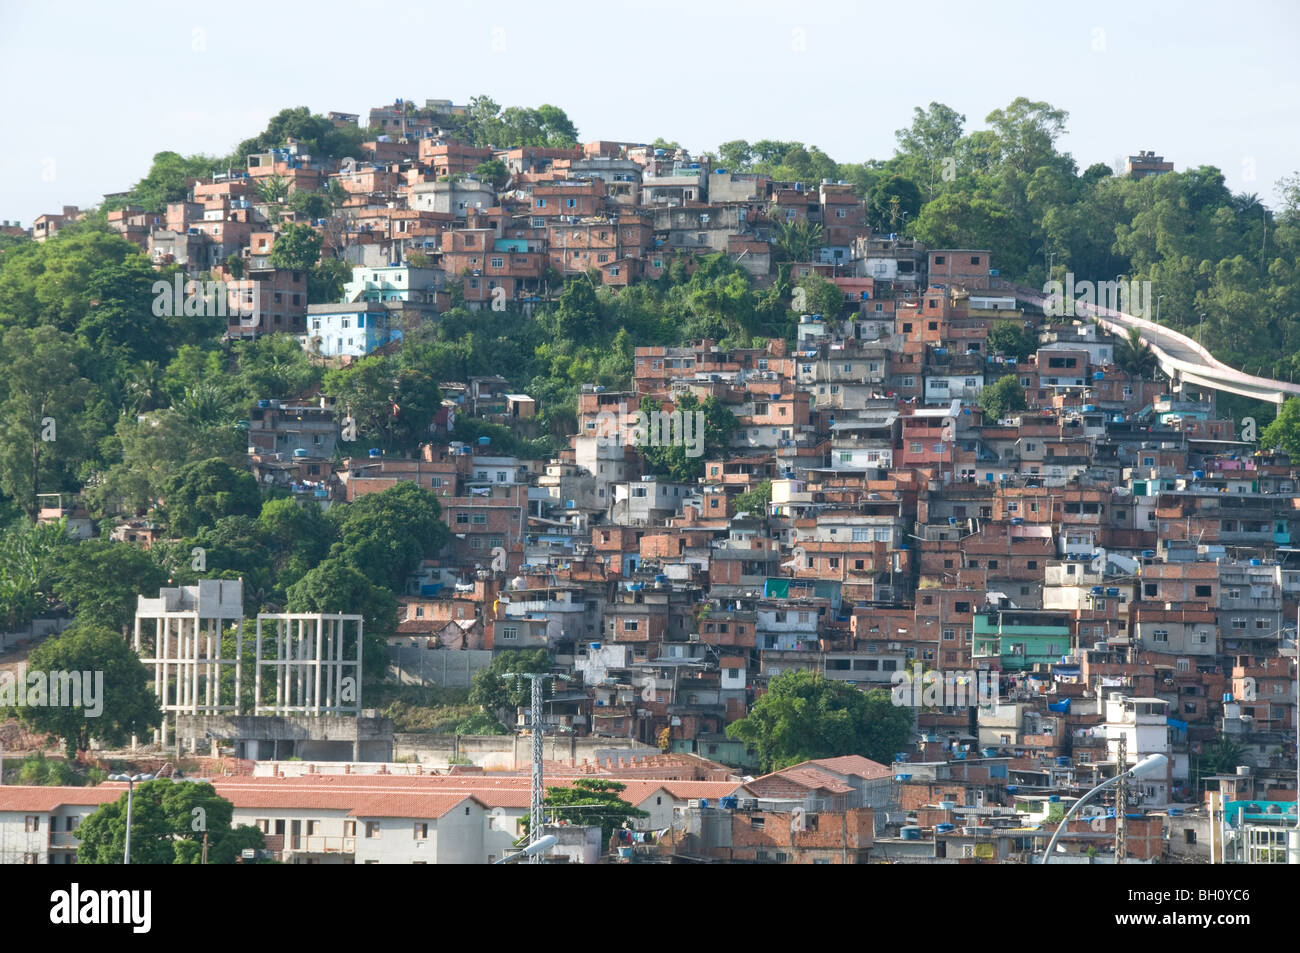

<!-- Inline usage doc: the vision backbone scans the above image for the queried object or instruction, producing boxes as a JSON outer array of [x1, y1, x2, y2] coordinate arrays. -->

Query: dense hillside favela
[[1, 97, 1298, 866]]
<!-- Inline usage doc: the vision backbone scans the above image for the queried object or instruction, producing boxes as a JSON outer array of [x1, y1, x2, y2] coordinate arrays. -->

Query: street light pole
[[1040, 754, 1167, 864], [108, 773, 155, 865]]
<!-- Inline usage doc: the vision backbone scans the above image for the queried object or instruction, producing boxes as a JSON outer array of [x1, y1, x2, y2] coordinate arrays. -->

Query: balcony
[[283, 835, 355, 855]]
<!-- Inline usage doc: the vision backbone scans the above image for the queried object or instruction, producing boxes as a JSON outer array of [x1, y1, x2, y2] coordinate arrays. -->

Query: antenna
[[499, 671, 569, 863]]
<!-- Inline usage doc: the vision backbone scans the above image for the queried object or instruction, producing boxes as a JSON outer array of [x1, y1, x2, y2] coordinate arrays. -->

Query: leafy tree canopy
[[724, 670, 913, 772]]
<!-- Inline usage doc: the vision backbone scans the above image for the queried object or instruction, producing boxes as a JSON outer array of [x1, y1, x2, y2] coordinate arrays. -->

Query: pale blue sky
[[1, 0, 1296, 225]]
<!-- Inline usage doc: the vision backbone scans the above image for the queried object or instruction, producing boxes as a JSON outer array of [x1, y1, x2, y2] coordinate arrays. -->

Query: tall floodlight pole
[[502, 672, 559, 864], [530, 674, 544, 859], [1115, 734, 1128, 863]]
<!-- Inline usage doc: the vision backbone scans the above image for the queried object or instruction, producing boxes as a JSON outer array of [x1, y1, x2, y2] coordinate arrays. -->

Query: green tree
[[116, 151, 221, 214], [268, 223, 323, 271], [16, 752, 77, 786], [1112, 327, 1158, 378], [256, 497, 335, 594], [75, 779, 264, 864], [0, 517, 70, 631], [284, 558, 396, 679], [88, 409, 243, 519], [232, 333, 323, 399], [473, 159, 509, 188], [772, 219, 824, 263], [724, 670, 912, 772], [51, 539, 168, 631], [978, 374, 1028, 420], [523, 779, 648, 844], [256, 174, 291, 206], [1261, 397, 1300, 459], [327, 481, 449, 591], [288, 188, 332, 221], [987, 320, 1039, 363], [731, 479, 772, 516], [554, 280, 603, 341], [11, 622, 161, 757], [308, 257, 351, 304], [638, 393, 738, 483], [0, 326, 96, 518], [795, 273, 843, 319], [161, 458, 262, 537], [233, 106, 365, 162], [468, 649, 551, 726], [324, 355, 441, 453]]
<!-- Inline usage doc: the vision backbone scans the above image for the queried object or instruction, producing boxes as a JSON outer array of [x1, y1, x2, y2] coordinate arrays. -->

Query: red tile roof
[[805, 755, 894, 781]]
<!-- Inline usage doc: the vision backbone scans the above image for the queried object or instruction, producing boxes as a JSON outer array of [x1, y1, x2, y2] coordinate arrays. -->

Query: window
[[1152, 629, 1169, 643], [500, 626, 518, 641], [472, 514, 488, 525], [414, 823, 428, 839], [24, 816, 38, 833], [934, 256, 946, 265], [1194, 585, 1212, 598], [490, 257, 503, 268], [456, 512, 469, 524]]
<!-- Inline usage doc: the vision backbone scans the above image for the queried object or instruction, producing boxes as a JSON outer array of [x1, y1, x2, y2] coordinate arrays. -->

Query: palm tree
[[1114, 326, 1158, 378], [256, 174, 290, 205], [771, 219, 824, 263]]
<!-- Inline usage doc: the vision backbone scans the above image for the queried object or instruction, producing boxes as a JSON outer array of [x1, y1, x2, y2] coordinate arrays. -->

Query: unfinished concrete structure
[[255, 613, 365, 716], [134, 583, 366, 753], [134, 579, 245, 747]]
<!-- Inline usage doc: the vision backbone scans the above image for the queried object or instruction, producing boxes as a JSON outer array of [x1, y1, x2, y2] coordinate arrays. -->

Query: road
[[992, 281, 1300, 406]]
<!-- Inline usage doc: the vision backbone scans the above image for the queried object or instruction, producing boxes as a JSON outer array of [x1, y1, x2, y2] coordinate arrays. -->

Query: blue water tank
[[1055, 756, 1070, 766], [293, 448, 308, 458], [720, 796, 738, 810], [1049, 795, 1061, 803], [478, 436, 491, 445], [895, 752, 909, 763], [900, 826, 922, 840], [1250, 558, 1262, 566], [1093, 372, 1104, 380], [935, 823, 955, 834], [1106, 587, 1119, 596], [368, 448, 382, 457]]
